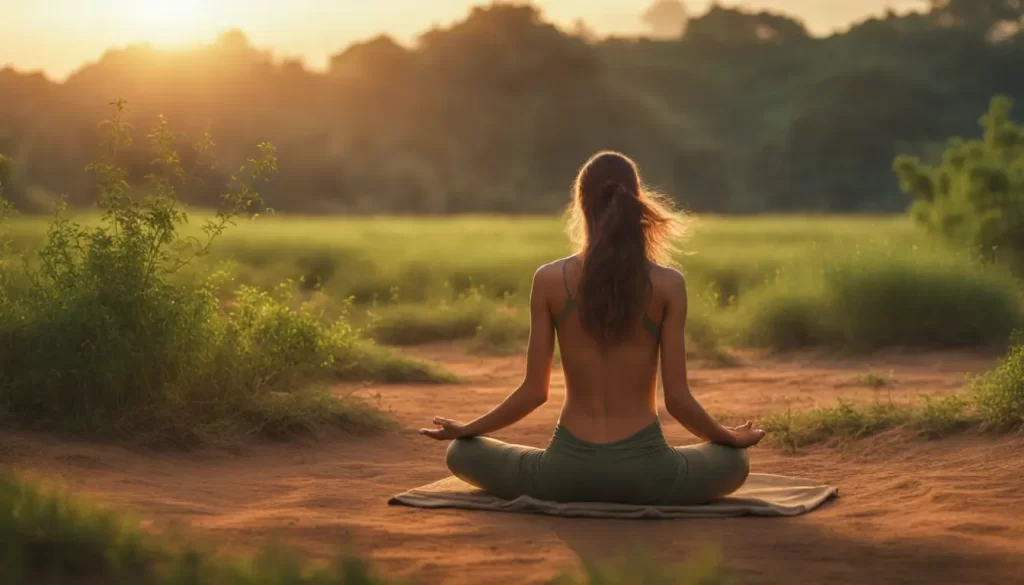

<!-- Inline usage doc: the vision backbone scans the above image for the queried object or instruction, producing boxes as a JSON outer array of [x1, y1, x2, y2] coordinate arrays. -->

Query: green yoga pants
[[445, 420, 750, 505]]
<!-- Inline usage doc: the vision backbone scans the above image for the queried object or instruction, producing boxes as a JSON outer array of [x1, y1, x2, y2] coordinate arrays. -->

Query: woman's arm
[[659, 270, 759, 446], [421, 267, 555, 440]]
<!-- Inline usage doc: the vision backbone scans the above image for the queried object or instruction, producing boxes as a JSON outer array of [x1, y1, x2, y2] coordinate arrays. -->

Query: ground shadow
[[542, 509, 1016, 585]]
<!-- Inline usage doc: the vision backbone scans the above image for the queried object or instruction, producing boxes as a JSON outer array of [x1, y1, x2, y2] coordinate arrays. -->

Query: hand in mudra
[[728, 421, 766, 448], [419, 417, 468, 441]]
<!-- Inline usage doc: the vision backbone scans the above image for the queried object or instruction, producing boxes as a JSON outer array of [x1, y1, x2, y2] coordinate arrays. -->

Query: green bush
[[825, 253, 1023, 350], [728, 249, 1023, 352], [368, 301, 490, 346], [895, 95, 1024, 270], [0, 103, 444, 445], [366, 286, 534, 356], [971, 342, 1024, 431]]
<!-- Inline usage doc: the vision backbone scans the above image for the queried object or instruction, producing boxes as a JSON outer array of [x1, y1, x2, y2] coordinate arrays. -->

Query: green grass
[[763, 394, 978, 451], [5, 213, 1023, 355], [762, 339, 1024, 450], [723, 246, 1024, 352], [339, 342, 459, 384], [0, 472, 734, 585]]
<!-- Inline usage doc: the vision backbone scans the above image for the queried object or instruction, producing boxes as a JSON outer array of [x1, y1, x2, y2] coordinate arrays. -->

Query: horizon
[[2, 0, 927, 82]]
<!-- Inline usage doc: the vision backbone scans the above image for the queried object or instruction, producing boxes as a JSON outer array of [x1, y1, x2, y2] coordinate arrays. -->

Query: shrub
[[366, 286, 533, 356], [0, 102, 440, 445], [971, 342, 1024, 431], [727, 249, 1023, 352], [368, 301, 490, 346], [824, 254, 1022, 351], [895, 95, 1024, 271]]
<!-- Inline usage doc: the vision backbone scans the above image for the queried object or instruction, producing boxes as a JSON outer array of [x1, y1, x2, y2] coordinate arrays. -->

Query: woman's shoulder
[[531, 256, 577, 288], [535, 255, 578, 276], [648, 262, 686, 295]]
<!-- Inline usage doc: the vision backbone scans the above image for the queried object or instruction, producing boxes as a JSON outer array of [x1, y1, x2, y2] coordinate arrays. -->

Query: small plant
[[971, 342, 1024, 431], [918, 394, 972, 438]]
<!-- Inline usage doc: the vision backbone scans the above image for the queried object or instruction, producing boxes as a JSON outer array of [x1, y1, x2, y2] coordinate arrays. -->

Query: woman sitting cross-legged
[[419, 151, 765, 506]]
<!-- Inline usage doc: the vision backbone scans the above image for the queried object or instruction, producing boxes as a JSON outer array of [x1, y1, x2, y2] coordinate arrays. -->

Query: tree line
[[3, 1, 1024, 214]]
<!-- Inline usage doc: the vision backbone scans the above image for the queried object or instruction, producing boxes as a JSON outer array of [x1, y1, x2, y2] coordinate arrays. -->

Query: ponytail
[[567, 151, 686, 346], [579, 183, 649, 344]]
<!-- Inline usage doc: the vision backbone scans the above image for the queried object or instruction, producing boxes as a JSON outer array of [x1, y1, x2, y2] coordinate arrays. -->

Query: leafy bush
[[0, 103, 442, 444], [971, 342, 1024, 431], [823, 253, 1022, 351], [368, 300, 490, 346], [895, 95, 1024, 270], [728, 249, 1023, 352]]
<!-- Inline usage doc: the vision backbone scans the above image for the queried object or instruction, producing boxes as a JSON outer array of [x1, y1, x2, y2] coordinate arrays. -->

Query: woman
[[419, 151, 765, 506]]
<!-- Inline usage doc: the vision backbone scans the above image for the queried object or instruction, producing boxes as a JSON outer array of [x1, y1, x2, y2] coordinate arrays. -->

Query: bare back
[[534, 256, 685, 444]]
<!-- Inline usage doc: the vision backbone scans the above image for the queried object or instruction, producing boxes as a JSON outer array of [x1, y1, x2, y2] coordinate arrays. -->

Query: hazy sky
[[2, 0, 927, 80]]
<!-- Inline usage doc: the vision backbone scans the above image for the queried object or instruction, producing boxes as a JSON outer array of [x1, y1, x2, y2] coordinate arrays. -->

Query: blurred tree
[[685, 4, 809, 44], [3, 1, 1024, 214], [643, 0, 688, 39], [896, 95, 1024, 269], [930, 0, 1024, 31]]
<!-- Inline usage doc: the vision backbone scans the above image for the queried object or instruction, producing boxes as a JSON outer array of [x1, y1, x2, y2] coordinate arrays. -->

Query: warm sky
[[2, 0, 928, 80]]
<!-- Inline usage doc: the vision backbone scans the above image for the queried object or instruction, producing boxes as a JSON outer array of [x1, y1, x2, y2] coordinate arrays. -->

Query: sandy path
[[3, 347, 1023, 585]]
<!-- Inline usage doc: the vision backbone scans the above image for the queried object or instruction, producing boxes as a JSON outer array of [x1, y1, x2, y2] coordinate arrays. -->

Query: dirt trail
[[4, 347, 1024, 585]]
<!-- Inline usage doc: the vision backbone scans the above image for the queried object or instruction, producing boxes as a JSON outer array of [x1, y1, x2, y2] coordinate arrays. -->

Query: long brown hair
[[565, 151, 686, 344]]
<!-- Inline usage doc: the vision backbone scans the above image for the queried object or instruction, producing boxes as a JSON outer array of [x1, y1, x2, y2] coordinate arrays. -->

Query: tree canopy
[[3, 2, 1024, 214]]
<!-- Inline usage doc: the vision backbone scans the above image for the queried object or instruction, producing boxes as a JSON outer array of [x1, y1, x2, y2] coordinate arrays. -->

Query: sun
[[135, 0, 209, 46]]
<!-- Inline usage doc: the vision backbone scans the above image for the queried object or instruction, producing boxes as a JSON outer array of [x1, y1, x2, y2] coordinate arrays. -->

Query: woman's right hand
[[727, 421, 766, 448]]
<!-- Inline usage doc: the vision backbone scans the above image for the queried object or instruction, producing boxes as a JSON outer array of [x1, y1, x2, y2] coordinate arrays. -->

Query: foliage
[[763, 392, 976, 451], [896, 96, 1024, 270], [0, 104, 445, 445], [971, 341, 1024, 430], [729, 246, 1023, 352], [763, 336, 1024, 448], [4, 3, 1024, 214], [7, 213, 1019, 355]]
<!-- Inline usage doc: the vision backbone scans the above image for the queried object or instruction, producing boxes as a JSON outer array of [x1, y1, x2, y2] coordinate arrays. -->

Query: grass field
[[6, 213, 1018, 354]]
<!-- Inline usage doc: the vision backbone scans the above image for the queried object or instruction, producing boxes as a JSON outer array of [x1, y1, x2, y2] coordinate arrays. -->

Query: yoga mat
[[389, 473, 838, 519]]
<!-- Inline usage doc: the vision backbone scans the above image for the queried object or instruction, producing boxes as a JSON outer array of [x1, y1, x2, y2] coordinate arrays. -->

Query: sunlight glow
[[134, 0, 210, 46]]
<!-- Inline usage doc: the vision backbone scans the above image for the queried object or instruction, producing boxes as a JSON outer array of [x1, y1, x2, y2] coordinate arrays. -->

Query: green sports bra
[[552, 260, 663, 339]]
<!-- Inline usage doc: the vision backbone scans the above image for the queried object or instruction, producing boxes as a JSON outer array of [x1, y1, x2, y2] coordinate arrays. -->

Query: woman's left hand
[[419, 417, 468, 441]]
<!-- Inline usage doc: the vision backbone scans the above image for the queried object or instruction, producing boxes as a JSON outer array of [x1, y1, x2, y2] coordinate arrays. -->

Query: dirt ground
[[3, 346, 1023, 585]]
